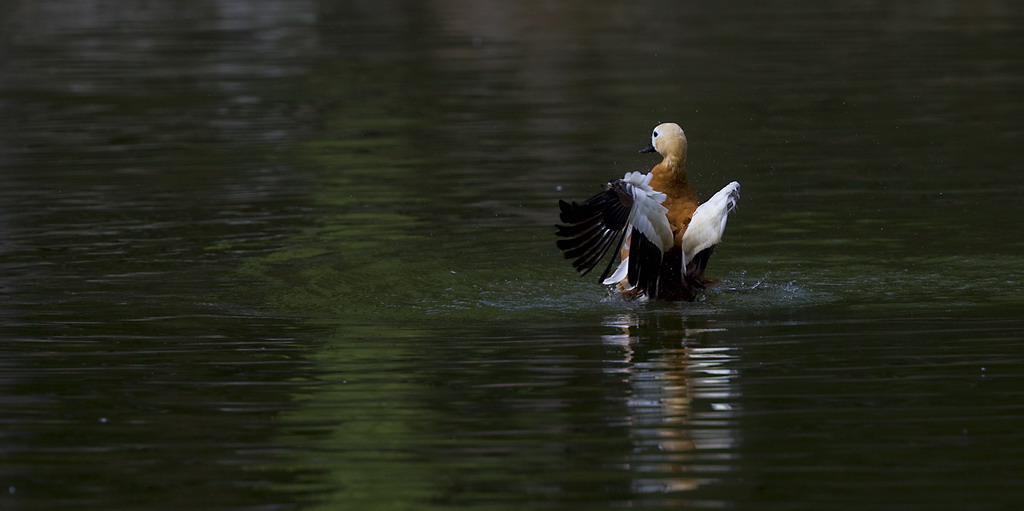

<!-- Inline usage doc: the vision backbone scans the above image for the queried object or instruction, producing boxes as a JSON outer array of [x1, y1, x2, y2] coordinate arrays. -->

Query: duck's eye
[[653, 131, 659, 138]]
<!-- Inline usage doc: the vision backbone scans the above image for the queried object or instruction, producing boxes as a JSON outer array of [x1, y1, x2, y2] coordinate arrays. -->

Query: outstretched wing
[[681, 181, 740, 269], [555, 181, 633, 281], [556, 172, 673, 292]]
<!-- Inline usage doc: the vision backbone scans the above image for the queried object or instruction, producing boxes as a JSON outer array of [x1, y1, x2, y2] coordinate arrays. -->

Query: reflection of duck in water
[[602, 313, 738, 494], [556, 123, 740, 301]]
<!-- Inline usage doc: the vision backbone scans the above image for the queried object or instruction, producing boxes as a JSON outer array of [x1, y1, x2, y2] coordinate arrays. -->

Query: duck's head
[[639, 122, 687, 163]]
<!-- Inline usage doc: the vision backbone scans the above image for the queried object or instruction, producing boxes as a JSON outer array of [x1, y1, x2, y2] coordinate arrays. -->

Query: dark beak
[[639, 143, 656, 154]]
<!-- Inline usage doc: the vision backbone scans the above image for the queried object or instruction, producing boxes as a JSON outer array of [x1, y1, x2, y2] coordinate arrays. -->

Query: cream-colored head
[[640, 122, 687, 165]]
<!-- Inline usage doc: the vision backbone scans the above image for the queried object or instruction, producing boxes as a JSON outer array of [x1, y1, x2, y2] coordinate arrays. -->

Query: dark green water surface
[[2, 2, 1023, 510]]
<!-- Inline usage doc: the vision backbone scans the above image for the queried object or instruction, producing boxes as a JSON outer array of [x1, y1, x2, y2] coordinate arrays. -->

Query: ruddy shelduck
[[556, 122, 740, 301]]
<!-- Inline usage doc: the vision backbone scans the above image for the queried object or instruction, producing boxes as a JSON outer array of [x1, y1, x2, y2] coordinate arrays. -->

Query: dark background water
[[2, 1, 1023, 510]]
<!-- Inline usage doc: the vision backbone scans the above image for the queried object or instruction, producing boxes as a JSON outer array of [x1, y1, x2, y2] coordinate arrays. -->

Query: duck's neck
[[651, 153, 696, 200], [660, 154, 688, 182], [664, 154, 684, 171]]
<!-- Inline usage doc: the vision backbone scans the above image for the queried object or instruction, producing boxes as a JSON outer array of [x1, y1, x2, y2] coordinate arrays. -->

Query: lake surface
[[2, 1, 1023, 510]]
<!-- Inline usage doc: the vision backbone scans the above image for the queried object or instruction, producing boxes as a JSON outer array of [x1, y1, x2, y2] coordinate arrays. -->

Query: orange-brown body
[[650, 160, 700, 248]]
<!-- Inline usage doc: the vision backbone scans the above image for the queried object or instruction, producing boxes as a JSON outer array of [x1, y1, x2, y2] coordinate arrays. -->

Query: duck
[[555, 122, 740, 301]]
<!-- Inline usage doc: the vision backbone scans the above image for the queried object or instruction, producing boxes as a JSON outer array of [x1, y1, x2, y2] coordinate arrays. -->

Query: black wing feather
[[556, 179, 670, 297], [554, 180, 634, 279]]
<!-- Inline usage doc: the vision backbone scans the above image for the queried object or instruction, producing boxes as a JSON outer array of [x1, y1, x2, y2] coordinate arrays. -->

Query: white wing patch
[[681, 181, 740, 268], [602, 256, 631, 286], [602, 226, 632, 285], [621, 171, 673, 252]]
